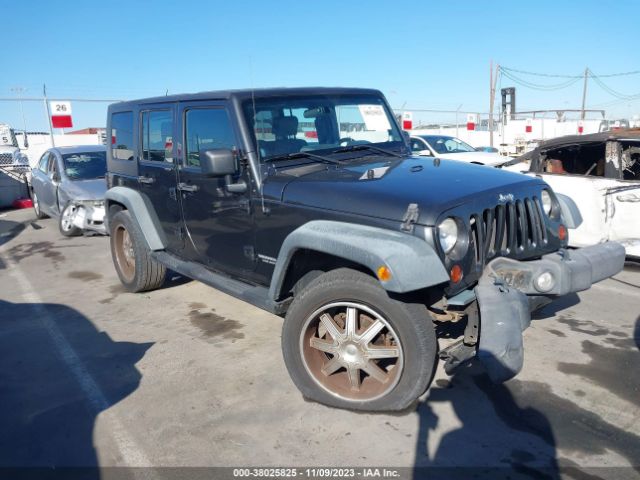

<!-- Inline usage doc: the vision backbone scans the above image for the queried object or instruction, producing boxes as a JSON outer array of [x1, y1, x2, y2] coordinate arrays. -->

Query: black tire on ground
[[32, 190, 48, 219], [58, 203, 83, 237], [281, 268, 438, 412], [109, 209, 166, 292]]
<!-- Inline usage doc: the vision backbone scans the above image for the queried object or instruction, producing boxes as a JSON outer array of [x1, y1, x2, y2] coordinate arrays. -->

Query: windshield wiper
[[266, 151, 341, 165], [330, 144, 403, 158]]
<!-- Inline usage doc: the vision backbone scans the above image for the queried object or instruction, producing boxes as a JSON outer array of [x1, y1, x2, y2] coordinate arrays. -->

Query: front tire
[[109, 210, 166, 292], [59, 203, 83, 237], [282, 268, 438, 411]]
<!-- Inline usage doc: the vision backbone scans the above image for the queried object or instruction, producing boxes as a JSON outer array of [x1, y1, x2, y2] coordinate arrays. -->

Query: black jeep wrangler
[[104, 87, 624, 411]]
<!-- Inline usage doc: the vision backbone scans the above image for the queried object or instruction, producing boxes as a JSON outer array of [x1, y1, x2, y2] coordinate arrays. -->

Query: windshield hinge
[[400, 203, 419, 232]]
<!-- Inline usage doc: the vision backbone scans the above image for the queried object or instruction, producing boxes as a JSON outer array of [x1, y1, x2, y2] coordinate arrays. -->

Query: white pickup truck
[[503, 130, 640, 259]]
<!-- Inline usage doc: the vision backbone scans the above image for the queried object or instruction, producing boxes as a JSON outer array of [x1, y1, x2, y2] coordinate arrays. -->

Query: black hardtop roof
[[515, 128, 640, 163], [535, 128, 640, 150], [112, 87, 384, 109]]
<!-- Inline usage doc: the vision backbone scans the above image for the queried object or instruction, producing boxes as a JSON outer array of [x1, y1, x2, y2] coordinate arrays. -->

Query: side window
[[141, 110, 174, 162], [47, 154, 59, 176], [111, 111, 134, 160], [410, 139, 425, 152], [38, 152, 50, 172], [184, 108, 236, 168]]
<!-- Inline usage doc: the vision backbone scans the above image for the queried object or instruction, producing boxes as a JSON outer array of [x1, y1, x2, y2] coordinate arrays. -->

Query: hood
[[62, 178, 107, 200], [436, 151, 512, 167], [265, 156, 545, 226]]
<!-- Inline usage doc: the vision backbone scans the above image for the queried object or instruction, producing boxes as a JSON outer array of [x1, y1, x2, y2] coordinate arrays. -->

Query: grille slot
[[469, 196, 547, 268]]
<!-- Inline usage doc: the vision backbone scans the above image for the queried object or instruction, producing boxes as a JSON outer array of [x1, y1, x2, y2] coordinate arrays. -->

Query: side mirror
[[417, 149, 433, 157], [200, 149, 237, 177]]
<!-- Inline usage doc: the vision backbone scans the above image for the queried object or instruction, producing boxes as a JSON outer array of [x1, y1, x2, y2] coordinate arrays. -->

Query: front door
[[176, 101, 256, 278], [136, 104, 183, 253]]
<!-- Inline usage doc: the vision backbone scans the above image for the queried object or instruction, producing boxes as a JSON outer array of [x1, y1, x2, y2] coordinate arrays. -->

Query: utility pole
[[10, 86, 28, 142], [489, 61, 499, 148], [580, 67, 589, 120], [43, 84, 55, 147]]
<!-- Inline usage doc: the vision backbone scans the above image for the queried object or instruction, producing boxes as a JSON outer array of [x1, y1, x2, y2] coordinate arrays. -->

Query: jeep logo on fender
[[498, 193, 515, 203]]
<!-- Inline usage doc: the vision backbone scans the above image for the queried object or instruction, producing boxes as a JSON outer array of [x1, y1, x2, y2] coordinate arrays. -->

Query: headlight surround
[[541, 189, 553, 216], [438, 217, 459, 254]]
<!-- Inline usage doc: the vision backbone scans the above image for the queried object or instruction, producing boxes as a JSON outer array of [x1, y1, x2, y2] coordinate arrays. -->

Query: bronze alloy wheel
[[300, 301, 404, 402], [113, 224, 136, 283]]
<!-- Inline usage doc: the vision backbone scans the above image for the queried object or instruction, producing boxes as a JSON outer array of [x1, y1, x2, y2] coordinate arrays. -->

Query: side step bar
[[152, 251, 289, 315]]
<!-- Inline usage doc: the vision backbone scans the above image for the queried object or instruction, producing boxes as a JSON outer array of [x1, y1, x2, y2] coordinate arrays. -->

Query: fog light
[[534, 271, 555, 292]]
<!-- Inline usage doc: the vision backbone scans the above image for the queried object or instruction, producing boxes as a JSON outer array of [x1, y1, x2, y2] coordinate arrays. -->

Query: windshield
[[243, 94, 404, 161], [421, 136, 476, 154], [62, 151, 106, 180]]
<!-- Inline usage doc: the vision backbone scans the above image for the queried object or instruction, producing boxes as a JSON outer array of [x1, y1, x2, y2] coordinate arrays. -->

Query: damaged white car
[[30, 145, 107, 236], [503, 130, 640, 259]]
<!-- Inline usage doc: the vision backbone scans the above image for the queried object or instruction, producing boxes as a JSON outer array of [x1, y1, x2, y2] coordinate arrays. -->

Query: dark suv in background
[[104, 87, 624, 411]]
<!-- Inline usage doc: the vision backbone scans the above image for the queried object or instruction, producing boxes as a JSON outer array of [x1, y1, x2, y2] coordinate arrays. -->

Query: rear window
[[111, 112, 134, 160]]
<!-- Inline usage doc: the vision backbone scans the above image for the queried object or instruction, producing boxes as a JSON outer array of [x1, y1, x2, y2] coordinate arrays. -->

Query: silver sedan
[[30, 145, 107, 236]]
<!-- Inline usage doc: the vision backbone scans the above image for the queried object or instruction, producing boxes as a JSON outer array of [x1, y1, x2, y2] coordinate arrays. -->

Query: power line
[[500, 66, 583, 78], [501, 66, 640, 78], [589, 71, 640, 100], [500, 69, 583, 91]]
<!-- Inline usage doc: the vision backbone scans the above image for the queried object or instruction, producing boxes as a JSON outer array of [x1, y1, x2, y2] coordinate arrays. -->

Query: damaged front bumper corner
[[474, 242, 625, 383], [70, 202, 107, 234]]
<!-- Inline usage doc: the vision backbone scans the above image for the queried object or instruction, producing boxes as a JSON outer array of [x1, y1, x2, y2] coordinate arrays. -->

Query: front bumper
[[70, 204, 107, 234], [473, 242, 625, 382]]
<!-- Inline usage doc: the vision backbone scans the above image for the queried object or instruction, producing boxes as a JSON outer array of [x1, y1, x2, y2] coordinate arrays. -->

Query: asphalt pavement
[[0, 207, 638, 479]]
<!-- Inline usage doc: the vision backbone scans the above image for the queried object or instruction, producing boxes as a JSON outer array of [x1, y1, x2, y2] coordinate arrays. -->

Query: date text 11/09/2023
[[232, 468, 400, 478]]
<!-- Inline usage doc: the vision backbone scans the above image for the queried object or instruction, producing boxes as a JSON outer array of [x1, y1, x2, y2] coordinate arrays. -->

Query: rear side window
[[111, 112, 134, 160], [141, 110, 173, 162], [184, 108, 236, 168]]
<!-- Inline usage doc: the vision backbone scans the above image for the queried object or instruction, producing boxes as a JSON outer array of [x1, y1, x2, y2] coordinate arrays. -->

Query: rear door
[[136, 104, 183, 253], [31, 152, 51, 213], [40, 152, 62, 215], [176, 101, 256, 278]]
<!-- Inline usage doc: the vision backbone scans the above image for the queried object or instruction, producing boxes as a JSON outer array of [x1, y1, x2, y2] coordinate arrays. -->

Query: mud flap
[[474, 283, 531, 383]]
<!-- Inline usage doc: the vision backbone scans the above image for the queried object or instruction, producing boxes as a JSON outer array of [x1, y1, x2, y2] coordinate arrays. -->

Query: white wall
[[18, 133, 103, 168], [409, 118, 603, 155]]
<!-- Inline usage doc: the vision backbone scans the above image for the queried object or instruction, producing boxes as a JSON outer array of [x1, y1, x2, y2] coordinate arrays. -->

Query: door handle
[[138, 176, 155, 184], [616, 193, 640, 203], [177, 182, 199, 192]]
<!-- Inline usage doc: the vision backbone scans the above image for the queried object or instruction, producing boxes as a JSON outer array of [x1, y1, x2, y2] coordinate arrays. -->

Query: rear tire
[[59, 203, 83, 237], [32, 191, 48, 219], [109, 210, 166, 292], [282, 268, 438, 411]]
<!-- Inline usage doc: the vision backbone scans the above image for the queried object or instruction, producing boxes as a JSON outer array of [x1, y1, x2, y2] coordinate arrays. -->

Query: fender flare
[[104, 186, 166, 250], [268, 220, 449, 300]]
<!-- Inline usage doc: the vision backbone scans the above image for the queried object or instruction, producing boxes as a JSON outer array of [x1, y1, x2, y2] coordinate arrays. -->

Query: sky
[[2, 0, 639, 132]]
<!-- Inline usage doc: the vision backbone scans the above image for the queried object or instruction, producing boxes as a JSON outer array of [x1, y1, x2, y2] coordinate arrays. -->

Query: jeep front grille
[[469, 197, 547, 267]]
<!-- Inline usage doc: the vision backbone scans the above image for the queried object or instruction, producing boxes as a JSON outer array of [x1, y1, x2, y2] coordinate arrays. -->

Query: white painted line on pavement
[[0, 250, 154, 468]]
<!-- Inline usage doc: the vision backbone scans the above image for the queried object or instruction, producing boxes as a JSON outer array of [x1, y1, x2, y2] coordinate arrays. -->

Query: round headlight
[[438, 218, 458, 254], [541, 190, 553, 216]]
